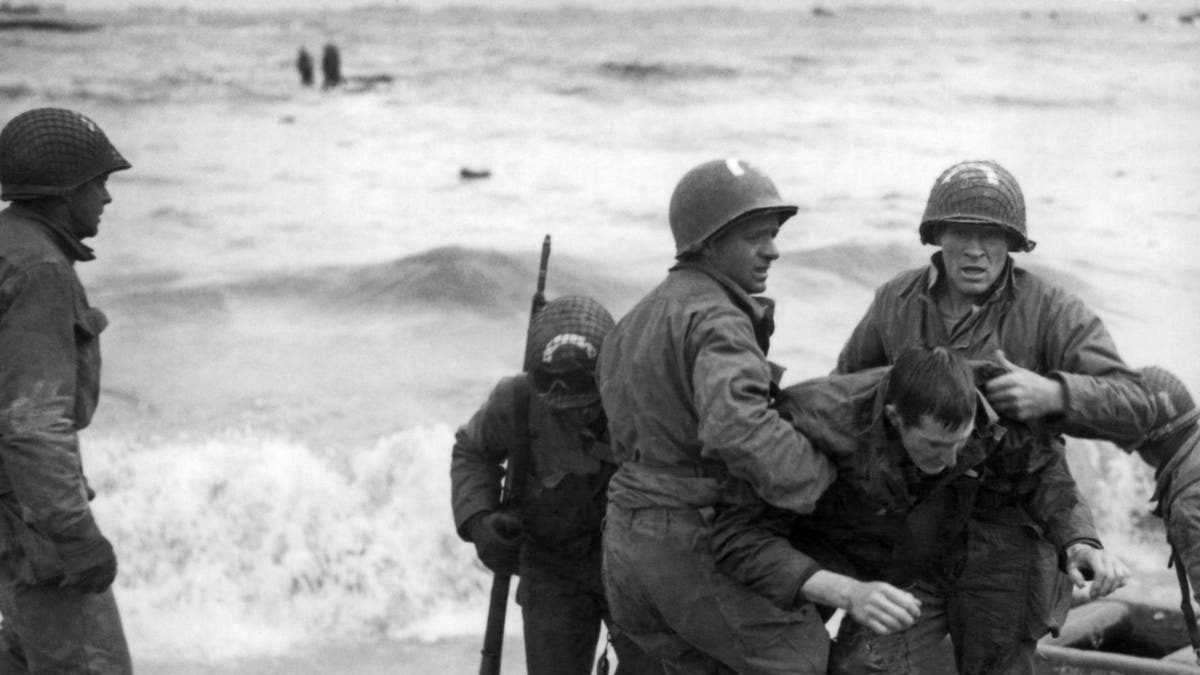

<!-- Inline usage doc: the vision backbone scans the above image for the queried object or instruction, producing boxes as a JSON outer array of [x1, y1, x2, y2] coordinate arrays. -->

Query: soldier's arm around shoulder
[[450, 375, 530, 539], [1038, 287, 1154, 443], [690, 305, 835, 514]]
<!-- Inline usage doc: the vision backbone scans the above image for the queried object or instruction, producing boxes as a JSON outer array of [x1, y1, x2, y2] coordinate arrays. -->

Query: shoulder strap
[[1170, 547, 1200, 666]]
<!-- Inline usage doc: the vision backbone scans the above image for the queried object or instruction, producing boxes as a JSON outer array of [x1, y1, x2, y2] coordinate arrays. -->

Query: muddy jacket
[[0, 205, 108, 583], [712, 368, 999, 610], [1150, 426, 1200, 603], [597, 261, 835, 513], [451, 375, 615, 577]]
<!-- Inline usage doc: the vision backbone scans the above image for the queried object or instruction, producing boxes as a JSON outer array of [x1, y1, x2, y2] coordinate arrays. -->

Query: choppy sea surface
[[2, 3, 1199, 665]]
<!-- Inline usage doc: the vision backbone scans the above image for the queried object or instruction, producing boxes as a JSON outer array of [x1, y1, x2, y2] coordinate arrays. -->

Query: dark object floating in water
[[341, 74, 394, 93], [459, 167, 491, 180], [0, 18, 99, 31], [811, 6, 834, 18]]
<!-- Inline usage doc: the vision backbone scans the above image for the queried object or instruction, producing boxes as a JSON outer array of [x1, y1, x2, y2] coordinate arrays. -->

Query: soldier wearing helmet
[[451, 295, 658, 675], [1122, 367, 1200, 605], [0, 108, 133, 673], [596, 159, 841, 673], [833, 160, 1152, 674]]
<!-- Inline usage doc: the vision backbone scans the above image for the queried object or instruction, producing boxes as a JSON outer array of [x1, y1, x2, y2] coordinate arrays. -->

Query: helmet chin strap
[[1147, 407, 1200, 445]]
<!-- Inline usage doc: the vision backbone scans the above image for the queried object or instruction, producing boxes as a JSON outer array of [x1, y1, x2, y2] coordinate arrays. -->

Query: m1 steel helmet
[[668, 158, 798, 258], [1139, 366, 1199, 447], [525, 295, 615, 410], [919, 160, 1034, 252], [0, 108, 131, 202]]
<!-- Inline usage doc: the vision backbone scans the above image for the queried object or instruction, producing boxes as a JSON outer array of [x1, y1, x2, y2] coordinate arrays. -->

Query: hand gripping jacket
[[525, 295, 615, 410], [918, 160, 1034, 252], [668, 158, 798, 258], [0, 108, 131, 201]]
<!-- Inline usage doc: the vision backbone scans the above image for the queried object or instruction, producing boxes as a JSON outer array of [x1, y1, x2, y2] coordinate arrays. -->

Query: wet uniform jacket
[[599, 261, 835, 514], [835, 252, 1152, 637], [712, 367, 999, 610], [0, 205, 108, 583], [451, 375, 614, 582], [1150, 426, 1200, 603]]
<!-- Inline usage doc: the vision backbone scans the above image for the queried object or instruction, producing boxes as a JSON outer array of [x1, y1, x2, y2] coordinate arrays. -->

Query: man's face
[[67, 174, 111, 239], [701, 213, 780, 294], [886, 406, 975, 475], [936, 223, 1009, 303]]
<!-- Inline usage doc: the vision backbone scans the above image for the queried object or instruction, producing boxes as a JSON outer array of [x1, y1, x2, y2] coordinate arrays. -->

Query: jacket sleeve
[[834, 291, 889, 375], [0, 263, 100, 543], [691, 306, 836, 515], [1023, 449, 1101, 553], [1042, 292, 1154, 445], [711, 498, 823, 611], [450, 377, 525, 539]]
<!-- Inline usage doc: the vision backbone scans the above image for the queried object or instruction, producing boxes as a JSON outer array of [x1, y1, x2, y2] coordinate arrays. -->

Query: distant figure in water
[[296, 47, 314, 87], [321, 43, 342, 89], [0, 108, 134, 673]]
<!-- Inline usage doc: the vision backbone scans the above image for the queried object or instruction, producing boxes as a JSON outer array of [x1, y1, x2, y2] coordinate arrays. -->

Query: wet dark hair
[[886, 346, 976, 430]]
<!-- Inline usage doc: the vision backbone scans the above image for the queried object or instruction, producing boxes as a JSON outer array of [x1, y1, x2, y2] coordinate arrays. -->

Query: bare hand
[[1065, 543, 1130, 598], [846, 580, 922, 635], [982, 350, 1065, 421]]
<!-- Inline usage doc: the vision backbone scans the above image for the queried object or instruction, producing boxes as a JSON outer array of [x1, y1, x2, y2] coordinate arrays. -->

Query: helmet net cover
[[0, 108, 131, 201], [669, 158, 798, 258], [1141, 366, 1197, 439], [526, 295, 615, 409], [918, 160, 1034, 253]]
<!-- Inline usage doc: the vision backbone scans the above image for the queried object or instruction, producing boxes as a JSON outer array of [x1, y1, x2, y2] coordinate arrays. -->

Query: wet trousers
[[830, 519, 1062, 675], [602, 504, 829, 675], [0, 561, 131, 675], [517, 567, 659, 675]]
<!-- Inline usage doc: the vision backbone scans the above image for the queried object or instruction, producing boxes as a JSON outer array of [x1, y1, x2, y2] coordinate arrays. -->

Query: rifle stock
[[479, 234, 551, 675]]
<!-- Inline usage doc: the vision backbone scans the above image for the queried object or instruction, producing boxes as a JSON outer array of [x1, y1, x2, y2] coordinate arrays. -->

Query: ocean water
[[1, 3, 1199, 665]]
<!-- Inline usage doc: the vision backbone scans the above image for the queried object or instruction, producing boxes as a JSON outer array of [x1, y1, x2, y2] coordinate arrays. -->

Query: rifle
[[479, 234, 551, 675]]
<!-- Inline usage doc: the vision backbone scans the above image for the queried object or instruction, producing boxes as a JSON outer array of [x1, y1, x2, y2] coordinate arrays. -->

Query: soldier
[[451, 295, 658, 675], [597, 158, 839, 673], [296, 47, 314, 87], [834, 159, 1147, 673], [1123, 368, 1200, 603], [0, 108, 133, 673], [321, 43, 342, 89]]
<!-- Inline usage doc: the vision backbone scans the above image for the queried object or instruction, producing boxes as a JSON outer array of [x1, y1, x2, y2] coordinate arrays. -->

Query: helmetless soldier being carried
[[451, 296, 658, 674], [0, 108, 133, 673]]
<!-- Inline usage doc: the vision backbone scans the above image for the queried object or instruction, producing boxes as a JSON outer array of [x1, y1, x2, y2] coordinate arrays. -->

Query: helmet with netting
[[0, 108, 131, 201], [525, 296, 614, 409], [1140, 366, 1198, 445], [919, 160, 1034, 252], [669, 158, 797, 258]]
